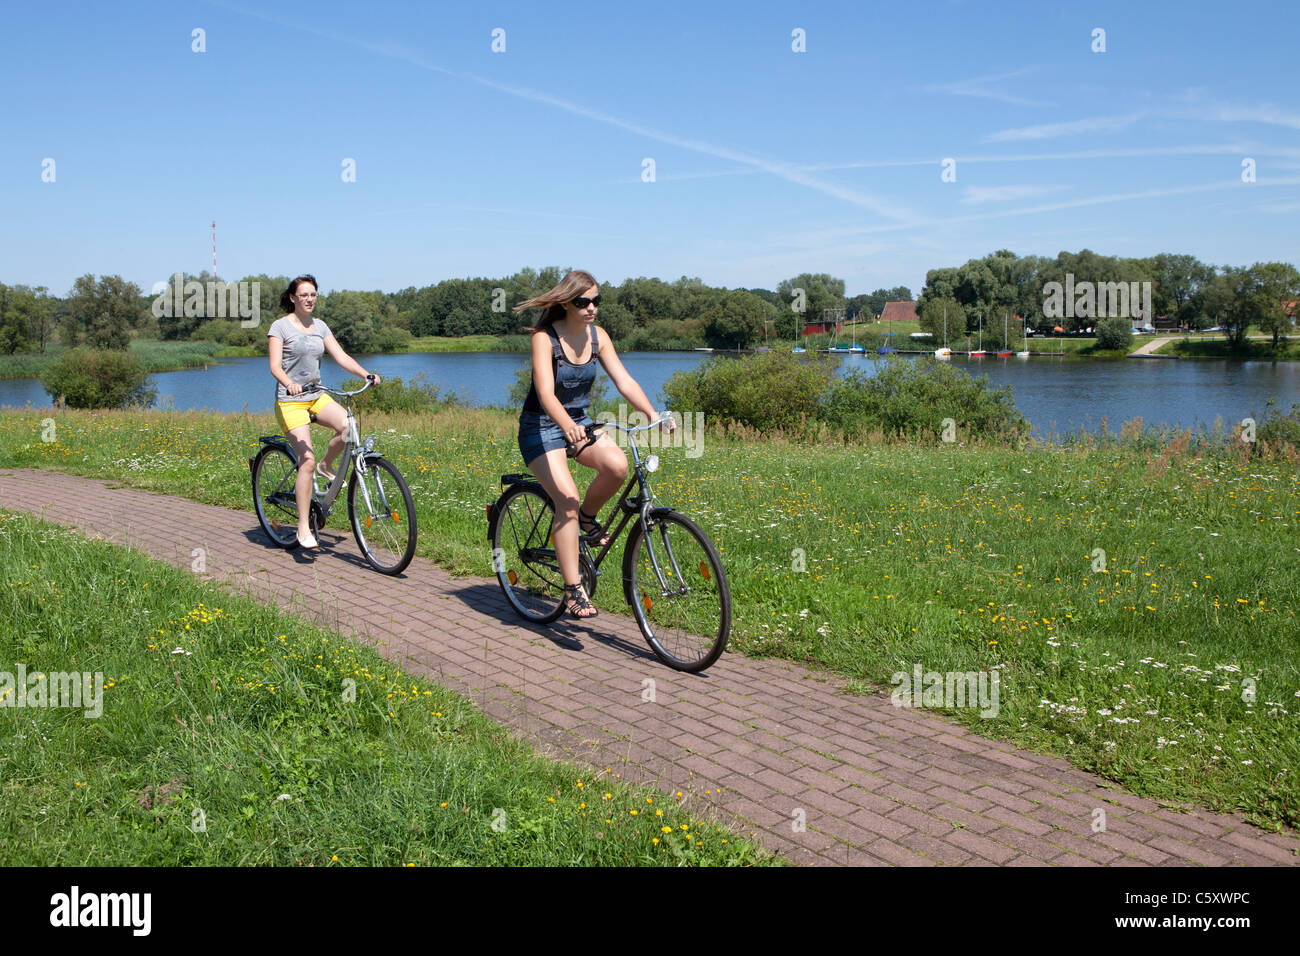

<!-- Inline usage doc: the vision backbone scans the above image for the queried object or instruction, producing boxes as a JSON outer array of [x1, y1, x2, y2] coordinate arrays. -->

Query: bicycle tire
[[491, 482, 593, 624], [252, 444, 302, 549], [347, 455, 417, 574], [625, 510, 730, 672]]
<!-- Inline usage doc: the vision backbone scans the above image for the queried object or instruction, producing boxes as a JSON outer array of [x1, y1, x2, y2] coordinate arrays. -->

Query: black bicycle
[[249, 376, 417, 574], [487, 413, 730, 672]]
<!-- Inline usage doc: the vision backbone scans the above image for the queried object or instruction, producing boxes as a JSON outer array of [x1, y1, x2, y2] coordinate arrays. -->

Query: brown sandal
[[563, 584, 598, 619]]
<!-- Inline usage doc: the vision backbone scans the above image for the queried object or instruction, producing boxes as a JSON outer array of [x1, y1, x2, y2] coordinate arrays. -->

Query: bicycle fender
[[619, 507, 677, 607]]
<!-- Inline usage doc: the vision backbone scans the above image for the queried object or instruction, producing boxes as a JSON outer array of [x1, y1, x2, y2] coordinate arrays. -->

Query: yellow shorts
[[275, 394, 335, 432]]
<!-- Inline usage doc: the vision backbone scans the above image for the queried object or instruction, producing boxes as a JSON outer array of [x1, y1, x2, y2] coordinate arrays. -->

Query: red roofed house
[[1283, 300, 1299, 326], [879, 301, 919, 323]]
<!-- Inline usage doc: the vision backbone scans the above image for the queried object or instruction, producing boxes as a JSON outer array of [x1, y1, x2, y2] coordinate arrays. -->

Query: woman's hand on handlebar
[[364, 372, 381, 386], [562, 419, 587, 448], [657, 411, 676, 434], [286, 381, 304, 397]]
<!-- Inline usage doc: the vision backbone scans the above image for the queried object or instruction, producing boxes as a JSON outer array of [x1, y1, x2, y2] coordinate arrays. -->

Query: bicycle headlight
[[645, 454, 660, 473], [364, 436, 375, 452]]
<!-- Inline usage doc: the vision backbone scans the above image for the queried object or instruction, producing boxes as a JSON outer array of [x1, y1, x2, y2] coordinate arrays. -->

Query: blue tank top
[[521, 324, 599, 415]]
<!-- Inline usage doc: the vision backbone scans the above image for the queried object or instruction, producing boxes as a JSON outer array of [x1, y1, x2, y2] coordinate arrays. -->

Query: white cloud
[[961, 185, 1066, 204], [984, 113, 1147, 142], [921, 68, 1050, 108]]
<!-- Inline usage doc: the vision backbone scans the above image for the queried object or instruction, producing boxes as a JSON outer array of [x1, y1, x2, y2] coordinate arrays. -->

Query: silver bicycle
[[249, 376, 417, 574]]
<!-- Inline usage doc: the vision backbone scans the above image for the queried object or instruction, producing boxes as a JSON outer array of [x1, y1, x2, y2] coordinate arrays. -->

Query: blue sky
[[2, 0, 1297, 297]]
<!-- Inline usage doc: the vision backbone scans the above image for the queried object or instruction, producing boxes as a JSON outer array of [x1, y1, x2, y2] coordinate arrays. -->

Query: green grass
[[2, 406, 1298, 830], [1155, 336, 1300, 360], [0, 509, 771, 865], [403, 334, 531, 353], [0, 340, 230, 380]]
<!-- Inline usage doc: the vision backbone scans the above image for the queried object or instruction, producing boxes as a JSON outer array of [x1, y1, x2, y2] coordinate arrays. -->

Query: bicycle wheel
[[491, 483, 593, 624], [626, 510, 730, 672], [348, 456, 417, 574], [252, 444, 302, 549]]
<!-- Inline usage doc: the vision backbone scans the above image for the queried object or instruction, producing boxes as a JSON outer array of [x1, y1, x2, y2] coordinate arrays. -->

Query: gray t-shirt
[[269, 316, 332, 402]]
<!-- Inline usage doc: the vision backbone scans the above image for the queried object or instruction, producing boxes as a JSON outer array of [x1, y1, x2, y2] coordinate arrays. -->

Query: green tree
[[917, 298, 965, 346], [701, 289, 766, 348], [0, 284, 51, 354], [775, 273, 845, 339], [1252, 262, 1300, 348], [314, 289, 379, 352], [67, 274, 145, 350]]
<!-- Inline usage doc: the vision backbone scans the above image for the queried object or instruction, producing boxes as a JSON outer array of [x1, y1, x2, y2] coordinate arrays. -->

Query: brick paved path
[[2, 467, 1297, 867]]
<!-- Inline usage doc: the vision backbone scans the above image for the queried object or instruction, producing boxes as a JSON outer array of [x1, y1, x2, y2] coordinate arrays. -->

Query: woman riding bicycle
[[514, 270, 674, 619], [268, 274, 379, 549]]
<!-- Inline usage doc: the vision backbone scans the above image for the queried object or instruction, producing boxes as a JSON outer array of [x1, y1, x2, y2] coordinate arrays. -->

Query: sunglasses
[[571, 295, 601, 309]]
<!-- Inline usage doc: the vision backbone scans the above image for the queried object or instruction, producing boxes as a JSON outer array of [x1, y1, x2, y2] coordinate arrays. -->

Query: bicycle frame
[[252, 379, 392, 524], [493, 414, 690, 606]]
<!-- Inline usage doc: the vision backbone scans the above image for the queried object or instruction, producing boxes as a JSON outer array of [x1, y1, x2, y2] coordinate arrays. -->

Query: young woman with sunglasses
[[514, 270, 674, 618], [267, 274, 379, 549]]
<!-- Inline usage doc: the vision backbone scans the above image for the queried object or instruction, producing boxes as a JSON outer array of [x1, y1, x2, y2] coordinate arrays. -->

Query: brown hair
[[513, 269, 598, 333]]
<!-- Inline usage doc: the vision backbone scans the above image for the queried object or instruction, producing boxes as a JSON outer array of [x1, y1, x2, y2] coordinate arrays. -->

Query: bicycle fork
[[638, 512, 691, 598]]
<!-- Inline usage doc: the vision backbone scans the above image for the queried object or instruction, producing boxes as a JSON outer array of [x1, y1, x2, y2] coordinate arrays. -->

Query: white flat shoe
[[297, 532, 318, 549], [315, 462, 337, 483]]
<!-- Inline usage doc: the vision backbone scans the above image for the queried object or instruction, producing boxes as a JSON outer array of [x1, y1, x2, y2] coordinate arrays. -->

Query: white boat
[[934, 305, 952, 358]]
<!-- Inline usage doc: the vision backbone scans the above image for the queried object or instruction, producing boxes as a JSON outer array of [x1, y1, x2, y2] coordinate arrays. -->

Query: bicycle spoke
[[348, 457, 416, 574], [632, 513, 728, 671]]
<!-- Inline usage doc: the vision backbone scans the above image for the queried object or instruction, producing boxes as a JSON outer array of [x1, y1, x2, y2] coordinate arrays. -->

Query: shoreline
[[3, 335, 1297, 382]]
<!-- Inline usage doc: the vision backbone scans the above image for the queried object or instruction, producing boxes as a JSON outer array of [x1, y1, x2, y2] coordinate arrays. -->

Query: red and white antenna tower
[[211, 220, 217, 276]]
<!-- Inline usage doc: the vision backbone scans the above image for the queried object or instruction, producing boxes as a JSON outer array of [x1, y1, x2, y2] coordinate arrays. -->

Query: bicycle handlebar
[[590, 412, 674, 435], [302, 374, 377, 399]]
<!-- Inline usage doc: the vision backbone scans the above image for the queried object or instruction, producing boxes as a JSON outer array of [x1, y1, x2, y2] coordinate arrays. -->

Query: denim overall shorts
[[518, 324, 599, 466]]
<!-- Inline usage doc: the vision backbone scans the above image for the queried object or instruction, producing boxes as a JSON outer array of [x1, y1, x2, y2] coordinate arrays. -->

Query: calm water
[[3, 350, 1299, 437]]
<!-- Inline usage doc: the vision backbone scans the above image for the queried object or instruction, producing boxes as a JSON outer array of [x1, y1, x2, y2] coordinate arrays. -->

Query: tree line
[[4, 250, 1295, 358], [916, 250, 1300, 351], [2, 270, 889, 354]]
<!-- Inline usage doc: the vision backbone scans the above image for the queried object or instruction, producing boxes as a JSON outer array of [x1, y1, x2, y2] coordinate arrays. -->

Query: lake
[[3, 350, 1299, 438]]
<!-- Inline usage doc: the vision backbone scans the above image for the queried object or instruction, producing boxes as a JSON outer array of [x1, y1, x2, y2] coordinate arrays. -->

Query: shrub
[[191, 318, 262, 348], [662, 351, 835, 432], [1258, 401, 1300, 448], [40, 348, 157, 409], [368, 326, 413, 352], [337, 373, 462, 413], [817, 356, 1027, 441], [1095, 316, 1134, 351]]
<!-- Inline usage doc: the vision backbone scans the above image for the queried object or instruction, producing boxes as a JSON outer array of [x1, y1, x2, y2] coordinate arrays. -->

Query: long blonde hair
[[513, 270, 598, 333]]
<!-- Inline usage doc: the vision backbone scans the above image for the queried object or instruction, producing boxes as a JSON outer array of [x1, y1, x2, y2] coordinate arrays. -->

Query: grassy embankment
[[0, 509, 771, 865], [0, 340, 231, 380], [2, 407, 1297, 831], [1155, 335, 1300, 361]]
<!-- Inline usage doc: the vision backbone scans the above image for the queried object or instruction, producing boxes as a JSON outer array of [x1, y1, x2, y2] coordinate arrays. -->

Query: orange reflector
[[642, 595, 652, 612], [507, 570, 517, 585], [392, 511, 400, 522], [365, 516, 371, 529], [700, 562, 710, 581]]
